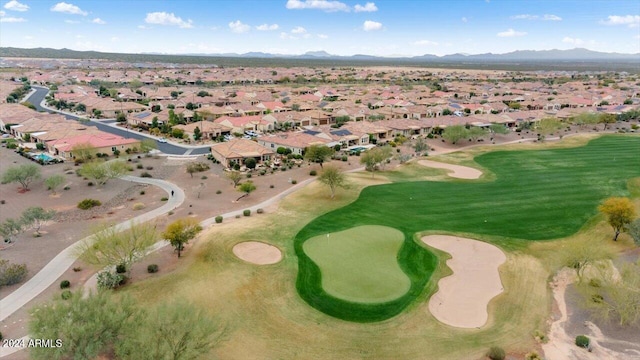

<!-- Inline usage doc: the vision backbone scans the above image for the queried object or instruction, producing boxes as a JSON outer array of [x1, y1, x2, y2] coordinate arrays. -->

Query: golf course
[[123, 134, 640, 359], [295, 135, 640, 321]]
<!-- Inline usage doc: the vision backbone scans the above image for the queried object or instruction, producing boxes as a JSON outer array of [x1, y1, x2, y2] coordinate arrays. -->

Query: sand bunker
[[233, 241, 282, 265], [422, 235, 506, 328], [418, 160, 482, 179]]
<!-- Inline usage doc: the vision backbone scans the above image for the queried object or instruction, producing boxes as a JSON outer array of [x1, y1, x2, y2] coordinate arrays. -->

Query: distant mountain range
[[167, 48, 640, 61], [1, 47, 638, 71]]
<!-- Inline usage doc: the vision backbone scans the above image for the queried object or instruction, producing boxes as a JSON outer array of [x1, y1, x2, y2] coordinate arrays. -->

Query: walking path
[[0, 176, 184, 323]]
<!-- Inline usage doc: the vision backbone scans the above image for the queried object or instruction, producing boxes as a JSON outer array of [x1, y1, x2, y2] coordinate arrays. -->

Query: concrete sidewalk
[[0, 176, 184, 322]]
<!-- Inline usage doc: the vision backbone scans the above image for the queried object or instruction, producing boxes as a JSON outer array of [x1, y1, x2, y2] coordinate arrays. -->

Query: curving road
[[26, 86, 211, 156]]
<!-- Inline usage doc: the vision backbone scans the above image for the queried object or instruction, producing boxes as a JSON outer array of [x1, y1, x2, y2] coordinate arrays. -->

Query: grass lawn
[[303, 225, 410, 303], [295, 135, 640, 321], [119, 134, 639, 359]]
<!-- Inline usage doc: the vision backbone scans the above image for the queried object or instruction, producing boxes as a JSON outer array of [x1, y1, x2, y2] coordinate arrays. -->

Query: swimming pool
[[33, 153, 55, 162]]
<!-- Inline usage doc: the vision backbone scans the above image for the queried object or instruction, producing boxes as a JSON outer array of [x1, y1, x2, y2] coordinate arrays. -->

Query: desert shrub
[[115, 263, 127, 274], [533, 329, 548, 343], [136, 164, 144, 169], [215, 216, 223, 223], [259, 170, 266, 175], [147, 264, 159, 273], [63, 186, 70, 190], [168, 211, 174, 216], [160, 197, 168, 201], [575, 335, 590, 348], [246, 173, 252, 178], [146, 166, 154, 170], [73, 267, 82, 272], [87, 182, 94, 187], [96, 270, 124, 290], [140, 172, 152, 178], [60, 280, 71, 289], [77, 199, 101, 210], [256, 208, 264, 214], [201, 175, 207, 180], [61, 290, 72, 300], [243, 209, 251, 217], [341, 156, 348, 161], [215, 190, 221, 194], [139, 190, 145, 195], [269, 184, 274, 188], [132, 203, 145, 211], [309, 170, 317, 176], [291, 179, 297, 184], [0, 260, 28, 286], [525, 351, 543, 360], [486, 346, 505, 360]]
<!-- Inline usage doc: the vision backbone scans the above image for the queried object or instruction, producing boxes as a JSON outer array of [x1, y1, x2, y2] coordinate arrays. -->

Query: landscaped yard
[[120, 134, 640, 359]]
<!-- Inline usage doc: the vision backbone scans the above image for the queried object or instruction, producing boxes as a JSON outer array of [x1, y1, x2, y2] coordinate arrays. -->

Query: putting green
[[303, 226, 410, 303]]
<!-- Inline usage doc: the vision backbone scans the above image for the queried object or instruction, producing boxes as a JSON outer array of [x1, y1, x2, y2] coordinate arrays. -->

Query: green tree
[[304, 145, 334, 168], [162, 218, 202, 258], [116, 300, 224, 360], [21, 207, 56, 236], [79, 160, 127, 186], [489, 123, 509, 135], [116, 112, 127, 123], [318, 165, 349, 199], [598, 197, 637, 241], [151, 116, 159, 129], [193, 126, 202, 141], [45, 174, 65, 194], [414, 137, 429, 154], [226, 170, 242, 187], [360, 146, 393, 177], [244, 157, 257, 170], [467, 127, 487, 141], [29, 291, 138, 360], [599, 113, 617, 130], [70, 143, 97, 162], [1, 163, 41, 191], [442, 125, 468, 144], [140, 138, 158, 153], [237, 181, 256, 201], [0, 218, 25, 243], [75, 221, 158, 272], [536, 118, 563, 141], [627, 218, 640, 246], [442, 108, 453, 116], [563, 241, 614, 283]]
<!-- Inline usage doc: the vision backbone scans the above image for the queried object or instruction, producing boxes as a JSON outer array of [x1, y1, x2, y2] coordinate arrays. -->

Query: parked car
[[245, 130, 258, 137], [158, 137, 167, 143]]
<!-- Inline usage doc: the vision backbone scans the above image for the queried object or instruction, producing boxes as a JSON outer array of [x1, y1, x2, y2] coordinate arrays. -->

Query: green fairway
[[295, 135, 640, 321], [303, 225, 410, 303]]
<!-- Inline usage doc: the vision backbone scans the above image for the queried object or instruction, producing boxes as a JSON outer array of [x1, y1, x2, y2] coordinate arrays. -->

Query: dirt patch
[[421, 235, 506, 328], [232, 241, 282, 265], [417, 159, 482, 179]]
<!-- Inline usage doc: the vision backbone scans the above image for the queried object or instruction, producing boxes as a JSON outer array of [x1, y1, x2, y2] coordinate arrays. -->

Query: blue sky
[[1, 0, 638, 56]]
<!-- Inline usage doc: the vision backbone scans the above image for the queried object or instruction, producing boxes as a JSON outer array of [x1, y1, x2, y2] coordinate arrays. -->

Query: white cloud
[[414, 40, 438, 46], [285, 0, 349, 12], [229, 20, 250, 33], [497, 28, 527, 37], [354, 2, 377, 12], [318, 34, 328, 39], [363, 20, 382, 31], [280, 32, 293, 40], [461, 17, 468, 23], [0, 15, 25, 22], [145, 12, 193, 28], [24, 35, 33, 39], [543, 14, 562, 21], [110, 36, 119, 42], [256, 23, 279, 31], [4, 0, 29, 12], [562, 36, 584, 45], [600, 15, 640, 28], [91, 18, 106, 24], [137, 25, 149, 30], [51, 2, 88, 16], [511, 14, 561, 21], [291, 26, 307, 34], [64, 19, 79, 24]]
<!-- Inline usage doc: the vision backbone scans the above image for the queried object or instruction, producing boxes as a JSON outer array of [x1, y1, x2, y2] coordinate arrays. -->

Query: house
[[173, 121, 232, 140], [258, 132, 331, 155], [214, 115, 275, 134], [210, 138, 275, 168], [46, 133, 141, 159]]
